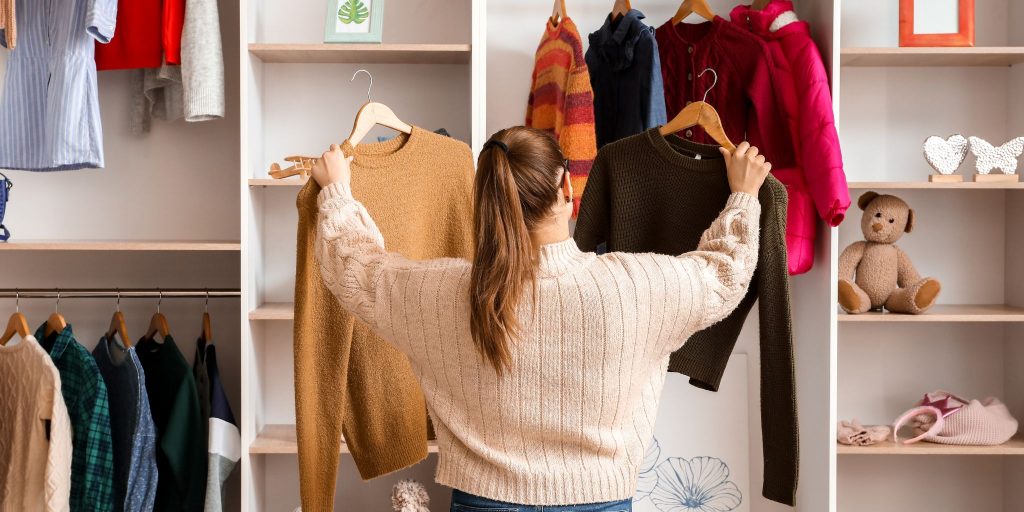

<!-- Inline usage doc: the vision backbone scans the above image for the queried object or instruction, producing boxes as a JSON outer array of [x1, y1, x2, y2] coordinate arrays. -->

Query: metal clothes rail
[[0, 288, 240, 299]]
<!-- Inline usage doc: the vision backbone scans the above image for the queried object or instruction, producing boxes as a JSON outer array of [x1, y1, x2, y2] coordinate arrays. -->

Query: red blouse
[[95, 0, 185, 70], [655, 16, 795, 169]]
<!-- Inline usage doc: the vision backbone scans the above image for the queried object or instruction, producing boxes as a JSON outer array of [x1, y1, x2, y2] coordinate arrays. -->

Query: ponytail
[[470, 128, 564, 374]]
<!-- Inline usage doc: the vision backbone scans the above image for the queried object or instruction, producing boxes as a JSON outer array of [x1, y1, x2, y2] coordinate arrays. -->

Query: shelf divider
[[0, 240, 241, 251], [842, 47, 1024, 67], [250, 424, 439, 454], [249, 303, 295, 321], [839, 304, 1024, 323], [848, 181, 1024, 190], [838, 438, 1024, 455]]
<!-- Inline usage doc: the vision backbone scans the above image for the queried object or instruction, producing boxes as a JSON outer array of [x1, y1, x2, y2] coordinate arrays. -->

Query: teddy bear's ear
[[857, 191, 880, 210], [905, 209, 915, 233]]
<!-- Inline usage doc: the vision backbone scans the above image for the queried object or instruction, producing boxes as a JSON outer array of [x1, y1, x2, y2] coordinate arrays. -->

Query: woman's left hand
[[311, 144, 354, 188]]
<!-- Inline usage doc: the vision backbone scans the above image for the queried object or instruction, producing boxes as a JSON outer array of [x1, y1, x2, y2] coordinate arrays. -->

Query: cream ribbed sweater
[[315, 182, 761, 505], [0, 335, 72, 512]]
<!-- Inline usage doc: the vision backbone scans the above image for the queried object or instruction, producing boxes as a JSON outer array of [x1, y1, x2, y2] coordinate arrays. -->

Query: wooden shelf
[[841, 47, 1024, 67], [848, 181, 1024, 190], [248, 178, 307, 187], [0, 240, 241, 251], [248, 43, 471, 64], [249, 303, 294, 320], [839, 304, 1024, 323], [250, 424, 439, 454], [838, 438, 1024, 455]]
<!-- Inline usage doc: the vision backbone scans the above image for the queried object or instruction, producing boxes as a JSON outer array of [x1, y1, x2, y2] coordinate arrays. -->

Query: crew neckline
[[341, 125, 424, 170], [537, 238, 591, 278], [644, 128, 725, 172], [665, 15, 722, 47], [546, 16, 577, 38]]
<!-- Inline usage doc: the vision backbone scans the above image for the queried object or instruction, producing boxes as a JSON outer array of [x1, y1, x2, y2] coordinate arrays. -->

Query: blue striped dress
[[0, 0, 116, 171]]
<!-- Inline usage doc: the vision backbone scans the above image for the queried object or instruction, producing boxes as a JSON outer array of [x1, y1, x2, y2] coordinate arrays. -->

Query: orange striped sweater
[[526, 17, 597, 216]]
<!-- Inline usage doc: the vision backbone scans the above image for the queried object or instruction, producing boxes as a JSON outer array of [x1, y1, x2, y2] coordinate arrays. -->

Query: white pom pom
[[392, 479, 430, 512]]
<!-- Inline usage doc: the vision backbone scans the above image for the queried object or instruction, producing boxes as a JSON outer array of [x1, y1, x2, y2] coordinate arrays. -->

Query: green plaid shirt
[[37, 323, 114, 512]]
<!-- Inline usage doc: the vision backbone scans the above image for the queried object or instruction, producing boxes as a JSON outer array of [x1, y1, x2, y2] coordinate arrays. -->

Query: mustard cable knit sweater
[[314, 182, 761, 505]]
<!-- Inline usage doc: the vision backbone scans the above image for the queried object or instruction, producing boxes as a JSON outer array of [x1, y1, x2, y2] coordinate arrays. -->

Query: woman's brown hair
[[471, 126, 566, 374]]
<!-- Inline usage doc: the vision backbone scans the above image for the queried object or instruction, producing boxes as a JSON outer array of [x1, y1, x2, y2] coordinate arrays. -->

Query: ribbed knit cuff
[[317, 181, 354, 207], [726, 191, 761, 213], [184, 89, 225, 122]]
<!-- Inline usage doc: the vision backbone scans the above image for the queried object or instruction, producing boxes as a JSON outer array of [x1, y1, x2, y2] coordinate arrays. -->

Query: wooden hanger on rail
[[612, 0, 631, 20], [145, 291, 171, 341], [672, 0, 715, 24], [45, 290, 67, 338], [105, 290, 131, 348], [1, 292, 31, 346], [344, 69, 412, 148], [199, 291, 212, 343], [551, 0, 567, 25], [659, 68, 736, 151]]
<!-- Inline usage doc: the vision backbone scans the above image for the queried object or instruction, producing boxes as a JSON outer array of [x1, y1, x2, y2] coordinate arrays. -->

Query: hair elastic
[[483, 139, 510, 154]]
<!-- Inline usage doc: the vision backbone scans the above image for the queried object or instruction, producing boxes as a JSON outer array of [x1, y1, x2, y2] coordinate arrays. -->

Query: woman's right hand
[[719, 141, 771, 196]]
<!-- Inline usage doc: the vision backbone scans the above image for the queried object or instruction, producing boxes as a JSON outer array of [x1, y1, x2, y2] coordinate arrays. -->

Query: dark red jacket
[[731, 1, 850, 274], [655, 16, 795, 170]]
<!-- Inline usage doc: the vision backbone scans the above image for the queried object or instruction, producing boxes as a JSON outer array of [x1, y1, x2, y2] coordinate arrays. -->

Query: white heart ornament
[[923, 135, 968, 175], [969, 136, 1024, 175]]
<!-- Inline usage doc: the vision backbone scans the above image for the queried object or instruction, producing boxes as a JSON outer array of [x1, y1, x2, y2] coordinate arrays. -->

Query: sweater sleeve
[[46, 376, 73, 512], [563, 62, 599, 216], [181, 0, 226, 121], [657, 192, 762, 356], [792, 37, 850, 225]]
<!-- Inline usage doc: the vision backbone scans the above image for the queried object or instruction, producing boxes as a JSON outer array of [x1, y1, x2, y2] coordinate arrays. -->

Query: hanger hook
[[15, 290, 19, 313], [55, 289, 60, 313], [699, 68, 718, 103], [205, 289, 209, 313], [351, 69, 373, 102], [115, 289, 121, 313], [157, 289, 163, 314]]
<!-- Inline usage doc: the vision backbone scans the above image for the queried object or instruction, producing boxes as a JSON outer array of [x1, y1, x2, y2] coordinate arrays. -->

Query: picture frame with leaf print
[[324, 0, 384, 43]]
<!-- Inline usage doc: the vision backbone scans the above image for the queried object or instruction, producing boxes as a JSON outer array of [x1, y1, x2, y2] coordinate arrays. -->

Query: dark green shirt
[[135, 335, 207, 512], [36, 323, 114, 512]]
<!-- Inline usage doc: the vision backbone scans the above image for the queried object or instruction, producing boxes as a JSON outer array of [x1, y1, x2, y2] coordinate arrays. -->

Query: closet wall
[[837, 0, 1024, 510], [0, 1, 243, 510]]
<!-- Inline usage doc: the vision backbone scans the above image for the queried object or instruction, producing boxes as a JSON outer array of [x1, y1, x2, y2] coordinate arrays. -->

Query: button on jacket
[[655, 16, 795, 170], [0, 0, 116, 171], [36, 324, 114, 512], [586, 9, 667, 148]]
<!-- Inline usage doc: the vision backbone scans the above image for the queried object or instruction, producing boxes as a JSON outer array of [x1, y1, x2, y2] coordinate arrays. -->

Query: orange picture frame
[[899, 0, 974, 47]]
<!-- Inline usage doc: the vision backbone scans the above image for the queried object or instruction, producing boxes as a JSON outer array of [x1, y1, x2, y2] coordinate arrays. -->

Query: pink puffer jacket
[[731, 1, 850, 275]]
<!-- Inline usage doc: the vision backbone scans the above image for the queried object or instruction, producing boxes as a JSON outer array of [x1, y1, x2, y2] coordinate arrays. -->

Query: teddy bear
[[838, 191, 941, 314]]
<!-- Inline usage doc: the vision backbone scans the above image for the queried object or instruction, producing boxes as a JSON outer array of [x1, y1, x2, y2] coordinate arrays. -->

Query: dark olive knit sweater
[[574, 128, 797, 506]]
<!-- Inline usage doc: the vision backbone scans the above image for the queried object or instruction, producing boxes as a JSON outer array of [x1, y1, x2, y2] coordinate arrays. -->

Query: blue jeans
[[450, 489, 632, 511]]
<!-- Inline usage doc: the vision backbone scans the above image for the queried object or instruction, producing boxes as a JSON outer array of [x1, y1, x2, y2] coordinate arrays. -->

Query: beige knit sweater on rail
[[315, 182, 761, 505]]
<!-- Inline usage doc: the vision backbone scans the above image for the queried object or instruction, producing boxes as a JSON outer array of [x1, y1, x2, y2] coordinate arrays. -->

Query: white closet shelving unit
[[836, 1, 1024, 511]]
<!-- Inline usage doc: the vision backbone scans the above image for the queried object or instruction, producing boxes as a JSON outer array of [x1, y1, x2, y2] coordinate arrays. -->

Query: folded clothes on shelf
[[837, 420, 890, 446]]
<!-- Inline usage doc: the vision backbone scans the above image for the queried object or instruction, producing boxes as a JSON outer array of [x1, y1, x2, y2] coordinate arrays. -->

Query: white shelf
[[250, 424, 439, 454], [248, 43, 472, 64], [839, 304, 1024, 323], [248, 303, 294, 320], [838, 438, 1024, 455], [848, 181, 1024, 190], [0, 240, 241, 251], [248, 178, 307, 187], [841, 47, 1024, 67]]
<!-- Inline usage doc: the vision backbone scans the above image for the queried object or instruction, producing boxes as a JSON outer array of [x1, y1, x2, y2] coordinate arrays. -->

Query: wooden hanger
[[612, 0, 631, 20], [200, 291, 212, 342], [551, 0, 567, 24], [44, 290, 67, 338], [105, 291, 131, 348], [751, 0, 771, 10], [145, 291, 171, 341], [344, 70, 412, 148], [1, 292, 30, 346], [659, 68, 736, 151], [672, 0, 715, 24]]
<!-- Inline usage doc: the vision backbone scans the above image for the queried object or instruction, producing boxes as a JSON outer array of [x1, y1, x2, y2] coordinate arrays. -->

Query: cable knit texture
[[314, 177, 760, 505], [0, 335, 72, 512], [294, 127, 475, 511], [573, 130, 797, 506]]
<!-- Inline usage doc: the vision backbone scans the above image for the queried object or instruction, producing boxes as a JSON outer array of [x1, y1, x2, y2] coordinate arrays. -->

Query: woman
[[310, 127, 770, 511]]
